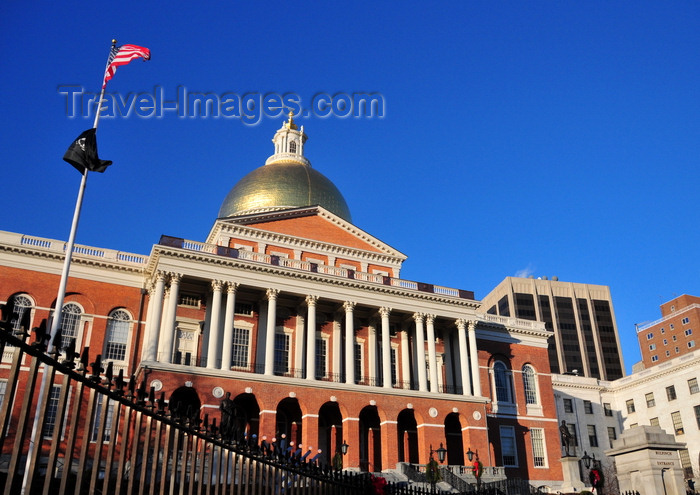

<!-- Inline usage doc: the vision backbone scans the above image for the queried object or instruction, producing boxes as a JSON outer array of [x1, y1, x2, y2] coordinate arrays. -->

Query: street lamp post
[[466, 447, 482, 492]]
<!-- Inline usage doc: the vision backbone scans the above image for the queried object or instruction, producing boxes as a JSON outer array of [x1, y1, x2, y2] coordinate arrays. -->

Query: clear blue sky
[[2, 1, 700, 374]]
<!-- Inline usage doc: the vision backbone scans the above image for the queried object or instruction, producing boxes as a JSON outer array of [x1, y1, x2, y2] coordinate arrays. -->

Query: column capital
[[211, 279, 224, 291], [169, 272, 182, 283], [266, 288, 280, 301], [455, 318, 467, 330], [306, 295, 319, 307], [468, 320, 477, 331], [412, 312, 424, 323], [425, 314, 436, 325], [226, 282, 239, 294], [378, 307, 392, 318], [343, 301, 356, 313], [155, 270, 168, 282]]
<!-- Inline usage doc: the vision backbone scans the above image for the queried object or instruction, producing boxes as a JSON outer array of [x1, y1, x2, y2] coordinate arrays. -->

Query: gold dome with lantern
[[218, 114, 353, 223]]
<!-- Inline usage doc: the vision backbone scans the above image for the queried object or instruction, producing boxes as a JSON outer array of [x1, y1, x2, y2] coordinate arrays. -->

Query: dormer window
[[289, 141, 297, 153]]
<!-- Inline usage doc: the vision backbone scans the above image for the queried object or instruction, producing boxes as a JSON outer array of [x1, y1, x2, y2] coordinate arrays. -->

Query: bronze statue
[[560, 420, 573, 456]]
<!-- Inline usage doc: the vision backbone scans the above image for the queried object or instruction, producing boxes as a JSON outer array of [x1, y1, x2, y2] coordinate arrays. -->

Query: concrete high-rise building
[[636, 294, 700, 368], [480, 277, 625, 380]]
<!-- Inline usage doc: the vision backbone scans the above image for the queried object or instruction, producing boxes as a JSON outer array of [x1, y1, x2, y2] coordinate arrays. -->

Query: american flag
[[102, 44, 151, 89]]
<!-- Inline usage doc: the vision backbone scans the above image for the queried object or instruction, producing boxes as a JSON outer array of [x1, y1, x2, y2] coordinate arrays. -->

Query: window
[[42, 386, 62, 438], [651, 355, 659, 362], [584, 400, 593, 414], [695, 405, 700, 429], [499, 426, 518, 466], [587, 425, 598, 447], [390, 347, 398, 386], [676, 346, 680, 353], [671, 411, 684, 435], [673, 335, 678, 341], [289, 141, 297, 153], [9, 294, 32, 335], [626, 399, 635, 413], [661, 327, 665, 334], [645, 392, 655, 408], [682, 317, 690, 325], [354, 343, 364, 384], [493, 362, 513, 403], [59, 303, 82, 351], [650, 417, 660, 427], [234, 302, 253, 316], [530, 428, 547, 467], [685, 328, 693, 336], [231, 327, 250, 368], [667, 386, 677, 401], [566, 423, 578, 446], [104, 309, 130, 361], [666, 351, 671, 357], [603, 403, 613, 417], [607, 426, 617, 448], [670, 324, 675, 330], [0, 380, 7, 407], [563, 398, 573, 413], [522, 365, 538, 405], [663, 339, 668, 346], [91, 399, 114, 442], [315, 338, 327, 379], [689, 340, 696, 349], [646, 332, 653, 340], [273, 333, 290, 375], [689, 378, 699, 394], [680, 449, 694, 479], [649, 344, 656, 351]]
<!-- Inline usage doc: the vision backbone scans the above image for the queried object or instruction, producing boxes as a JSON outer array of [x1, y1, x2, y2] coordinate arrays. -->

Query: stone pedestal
[[606, 426, 686, 495], [559, 456, 585, 493]]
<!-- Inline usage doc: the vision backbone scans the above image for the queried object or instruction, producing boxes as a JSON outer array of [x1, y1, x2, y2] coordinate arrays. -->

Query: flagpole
[[20, 39, 117, 495]]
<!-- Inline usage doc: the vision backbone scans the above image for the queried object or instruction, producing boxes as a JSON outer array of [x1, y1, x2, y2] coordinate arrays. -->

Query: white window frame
[[530, 428, 547, 468], [315, 335, 328, 380], [231, 324, 252, 369], [104, 309, 132, 365], [492, 361, 516, 414]]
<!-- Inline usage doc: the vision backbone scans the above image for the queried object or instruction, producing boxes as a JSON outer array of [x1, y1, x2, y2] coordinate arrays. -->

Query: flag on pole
[[102, 44, 151, 89], [63, 128, 112, 174]]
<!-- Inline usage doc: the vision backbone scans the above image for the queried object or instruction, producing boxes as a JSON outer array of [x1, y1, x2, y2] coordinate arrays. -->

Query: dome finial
[[284, 110, 298, 130]]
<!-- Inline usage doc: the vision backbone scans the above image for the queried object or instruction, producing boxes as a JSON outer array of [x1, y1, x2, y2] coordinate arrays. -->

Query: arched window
[[10, 294, 32, 335], [105, 309, 130, 361], [522, 364, 538, 405], [493, 361, 513, 403], [289, 141, 297, 153], [60, 303, 82, 351]]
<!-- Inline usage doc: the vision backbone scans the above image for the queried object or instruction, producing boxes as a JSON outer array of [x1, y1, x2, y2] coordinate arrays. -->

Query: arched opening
[[445, 413, 464, 465], [397, 409, 418, 464], [276, 397, 302, 447], [318, 402, 343, 466], [233, 393, 260, 439], [359, 406, 381, 472], [168, 386, 201, 421]]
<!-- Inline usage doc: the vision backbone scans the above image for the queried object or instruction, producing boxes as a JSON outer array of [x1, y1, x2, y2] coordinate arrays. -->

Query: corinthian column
[[264, 289, 279, 376], [344, 301, 356, 384], [379, 307, 392, 388], [455, 319, 472, 395], [144, 271, 167, 361], [413, 313, 428, 392], [159, 273, 181, 364], [468, 320, 481, 396], [206, 280, 223, 369], [220, 282, 239, 370], [426, 315, 438, 393], [305, 295, 318, 380]]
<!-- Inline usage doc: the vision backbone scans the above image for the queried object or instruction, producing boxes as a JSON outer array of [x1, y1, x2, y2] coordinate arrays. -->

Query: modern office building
[[480, 276, 625, 380], [0, 118, 564, 486], [636, 294, 700, 368]]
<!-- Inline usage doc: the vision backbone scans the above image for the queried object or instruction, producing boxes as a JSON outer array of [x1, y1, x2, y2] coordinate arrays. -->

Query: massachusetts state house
[[0, 116, 562, 486]]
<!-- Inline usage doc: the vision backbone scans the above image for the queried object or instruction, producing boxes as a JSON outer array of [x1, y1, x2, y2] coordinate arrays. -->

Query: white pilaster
[[144, 272, 166, 361]]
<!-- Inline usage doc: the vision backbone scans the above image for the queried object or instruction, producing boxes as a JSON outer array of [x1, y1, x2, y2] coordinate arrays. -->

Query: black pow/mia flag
[[63, 128, 112, 174]]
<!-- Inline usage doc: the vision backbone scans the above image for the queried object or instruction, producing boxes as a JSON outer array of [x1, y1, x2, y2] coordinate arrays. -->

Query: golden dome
[[218, 119, 352, 222], [218, 161, 352, 222]]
